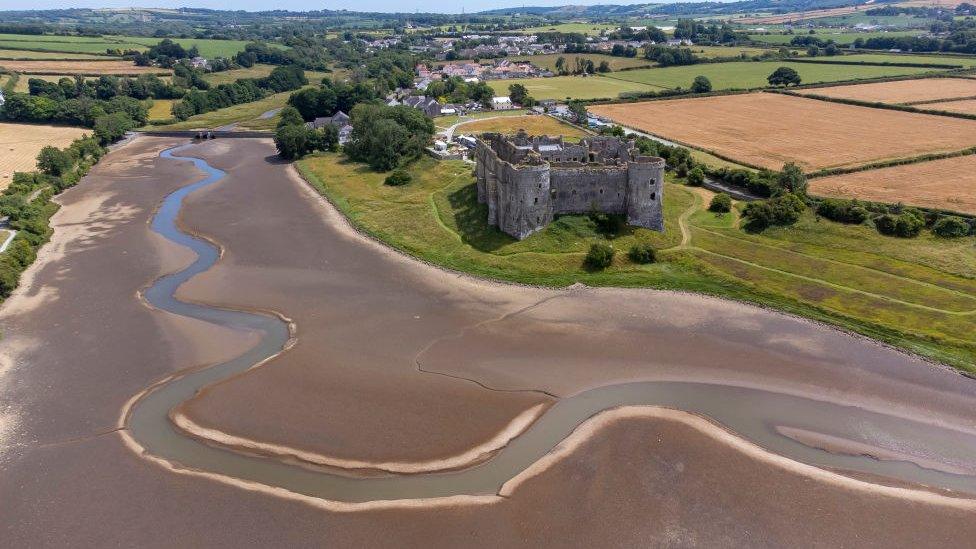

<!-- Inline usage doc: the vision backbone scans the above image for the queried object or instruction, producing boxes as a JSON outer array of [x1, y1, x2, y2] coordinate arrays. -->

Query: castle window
[[651, 192, 656, 200], [599, 189, 604, 194], [534, 197, 538, 204], [537, 216, 541, 223]]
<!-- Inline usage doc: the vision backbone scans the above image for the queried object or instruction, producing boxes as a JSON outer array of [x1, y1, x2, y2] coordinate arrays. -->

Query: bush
[[584, 242, 615, 270], [742, 193, 806, 232], [875, 211, 924, 238], [687, 166, 705, 187], [815, 198, 868, 224], [627, 243, 656, 264], [709, 193, 732, 213], [384, 169, 412, 186], [932, 215, 971, 238], [690, 75, 712, 93], [589, 211, 625, 236]]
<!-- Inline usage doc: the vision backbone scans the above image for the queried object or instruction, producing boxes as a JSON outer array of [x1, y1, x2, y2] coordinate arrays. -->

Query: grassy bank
[[297, 153, 976, 371]]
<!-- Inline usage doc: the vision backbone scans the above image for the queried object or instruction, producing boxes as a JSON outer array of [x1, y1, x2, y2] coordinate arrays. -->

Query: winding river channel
[[124, 142, 976, 504]]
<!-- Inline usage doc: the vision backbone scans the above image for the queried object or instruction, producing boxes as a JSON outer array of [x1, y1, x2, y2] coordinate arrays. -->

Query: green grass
[[147, 99, 175, 121], [297, 153, 976, 371], [150, 89, 294, 130], [488, 75, 657, 100], [0, 48, 113, 60], [605, 61, 937, 90], [433, 109, 531, 130], [0, 33, 261, 58], [511, 53, 652, 72], [837, 53, 976, 68], [748, 30, 923, 45], [518, 22, 620, 36]]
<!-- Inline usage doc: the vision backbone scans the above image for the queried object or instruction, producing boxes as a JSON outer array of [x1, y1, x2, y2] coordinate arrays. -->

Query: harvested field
[[0, 59, 166, 75], [457, 115, 590, 139], [737, 6, 862, 24], [798, 77, 976, 104], [922, 98, 976, 114], [0, 123, 90, 189], [809, 155, 976, 215], [589, 93, 976, 171]]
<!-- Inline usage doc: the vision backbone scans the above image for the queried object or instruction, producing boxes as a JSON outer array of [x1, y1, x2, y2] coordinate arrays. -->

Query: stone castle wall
[[475, 131, 665, 240]]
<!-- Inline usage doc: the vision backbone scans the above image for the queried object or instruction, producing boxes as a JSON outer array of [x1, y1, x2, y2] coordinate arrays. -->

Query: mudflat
[[3, 137, 976, 545]]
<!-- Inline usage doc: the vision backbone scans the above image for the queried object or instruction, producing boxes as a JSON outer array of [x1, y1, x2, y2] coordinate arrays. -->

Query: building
[[475, 131, 665, 240], [307, 111, 353, 144], [492, 96, 514, 110], [403, 95, 442, 117]]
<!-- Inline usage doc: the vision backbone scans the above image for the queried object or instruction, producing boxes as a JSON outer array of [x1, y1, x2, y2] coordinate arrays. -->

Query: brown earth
[[3, 136, 976, 545], [0, 122, 91, 189], [0, 59, 169, 75], [590, 92, 976, 171], [923, 98, 976, 115], [798, 77, 976, 104], [809, 154, 976, 215]]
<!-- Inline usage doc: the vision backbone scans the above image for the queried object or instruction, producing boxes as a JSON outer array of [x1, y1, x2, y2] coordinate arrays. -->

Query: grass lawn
[[297, 153, 976, 371], [488, 75, 656, 100], [151, 90, 293, 130], [605, 61, 937, 90], [455, 115, 591, 139], [147, 99, 175, 121]]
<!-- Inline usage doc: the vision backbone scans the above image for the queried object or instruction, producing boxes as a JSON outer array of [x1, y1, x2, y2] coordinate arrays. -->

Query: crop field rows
[[0, 59, 168, 75], [0, 123, 91, 189], [796, 77, 976, 104]]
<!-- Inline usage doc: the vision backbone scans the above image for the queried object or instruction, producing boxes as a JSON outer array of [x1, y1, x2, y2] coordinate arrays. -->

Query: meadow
[[517, 22, 620, 36], [454, 115, 591, 139], [147, 99, 176, 122], [604, 61, 936, 91], [748, 30, 922, 45], [590, 92, 976, 171], [487, 75, 655, 100], [151, 89, 297, 130], [0, 33, 256, 58], [0, 59, 166, 75], [297, 153, 976, 370], [0, 49, 113, 60], [511, 53, 652, 72], [836, 53, 976, 68]]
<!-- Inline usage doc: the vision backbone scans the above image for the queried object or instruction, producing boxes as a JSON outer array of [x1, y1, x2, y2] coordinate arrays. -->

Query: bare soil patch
[[798, 78, 976, 104], [923, 98, 976, 115], [809, 154, 976, 214], [0, 122, 90, 188], [590, 92, 976, 171], [0, 59, 167, 75]]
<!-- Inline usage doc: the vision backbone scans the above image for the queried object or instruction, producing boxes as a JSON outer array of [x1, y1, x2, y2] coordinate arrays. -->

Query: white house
[[492, 96, 513, 110]]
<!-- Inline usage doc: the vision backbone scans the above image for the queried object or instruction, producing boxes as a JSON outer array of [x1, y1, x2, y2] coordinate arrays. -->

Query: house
[[440, 104, 459, 115], [189, 56, 209, 69], [666, 38, 694, 47], [307, 110, 351, 130], [0, 89, 5, 107], [403, 95, 442, 117], [492, 96, 514, 110]]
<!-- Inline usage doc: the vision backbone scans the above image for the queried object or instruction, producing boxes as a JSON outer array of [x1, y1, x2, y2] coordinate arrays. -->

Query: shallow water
[[125, 142, 976, 503]]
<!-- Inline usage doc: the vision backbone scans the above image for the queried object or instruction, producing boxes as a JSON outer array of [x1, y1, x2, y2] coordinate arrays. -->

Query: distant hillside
[[479, 0, 888, 17]]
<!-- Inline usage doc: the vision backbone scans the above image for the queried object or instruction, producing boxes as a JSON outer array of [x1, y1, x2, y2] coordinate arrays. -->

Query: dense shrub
[[816, 199, 869, 224], [384, 169, 412, 186], [709, 193, 732, 213], [932, 215, 972, 238], [687, 166, 705, 187], [875, 211, 925, 238], [584, 242, 615, 270], [627, 243, 656, 264], [274, 124, 338, 160], [345, 104, 434, 171], [589, 211, 626, 236], [742, 193, 806, 232]]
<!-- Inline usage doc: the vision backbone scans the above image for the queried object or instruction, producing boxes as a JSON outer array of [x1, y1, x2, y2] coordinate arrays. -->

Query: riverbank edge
[[292, 157, 975, 375]]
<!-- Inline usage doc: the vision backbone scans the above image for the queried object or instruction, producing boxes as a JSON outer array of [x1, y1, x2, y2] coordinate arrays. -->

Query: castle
[[474, 131, 666, 240]]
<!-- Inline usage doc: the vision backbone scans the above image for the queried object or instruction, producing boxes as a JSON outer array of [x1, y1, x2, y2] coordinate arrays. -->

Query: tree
[[568, 100, 588, 125], [932, 216, 971, 238], [384, 169, 412, 186], [584, 242, 615, 270], [508, 83, 529, 105], [768, 66, 802, 87], [690, 75, 712, 93], [709, 193, 732, 213], [277, 106, 304, 128], [742, 193, 806, 232], [93, 112, 137, 144], [274, 124, 312, 160], [345, 104, 434, 171], [687, 166, 705, 186], [36, 146, 74, 176], [554, 56, 566, 75], [875, 211, 924, 238], [597, 61, 611, 73], [777, 162, 807, 194]]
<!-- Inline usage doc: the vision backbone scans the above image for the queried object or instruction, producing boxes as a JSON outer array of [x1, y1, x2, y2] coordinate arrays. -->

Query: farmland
[[809, 155, 976, 215], [512, 53, 652, 72], [202, 64, 332, 86], [604, 61, 935, 91], [797, 77, 976, 104], [589, 93, 976, 171], [748, 31, 922, 45], [0, 122, 91, 189], [837, 53, 976, 68], [487, 75, 655, 100], [0, 33, 255, 58], [148, 99, 176, 122], [0, 59, 167, 75], [517, 22, 620, 35], [151, 89, 297, 130], [0, 49, 114, 60], [919, 98, 976, 114], [455, 115, 590, 139], [298, 153, 976, 369], [737, 6, 864, 24]]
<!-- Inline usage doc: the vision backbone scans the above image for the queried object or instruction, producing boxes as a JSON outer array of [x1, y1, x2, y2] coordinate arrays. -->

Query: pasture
[[748, 31, 922, 45], [0, 33, 255, 58], [511, 53, 651, 72], [797, 77, 976, 104], [589, 93, 976, 171], [455, 115, 590, 139], [487, 75, 655, 100], [0, 49, 113, 60], [604, 61, 935, 91], [517, 23, 619, 36], [0, 123, 91, 189], [837, 53, 976, 68], [152, 90, 296, 130], [148, 99, 176, 122], [809, 155, 976, 215]]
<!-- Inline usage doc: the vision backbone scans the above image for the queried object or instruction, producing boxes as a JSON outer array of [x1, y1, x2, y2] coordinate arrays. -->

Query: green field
[[837, 53, 976, 67], [150, 89, 296, 130], [748, 30, 923, 45], [203, 64, 331, 86], [512, 53, 652, 72], [147, 99, 176, 121], [0, 48, 114, 60], [488, 75, 656, 100], [606, 61, 936, 91], [518, 22, 620, 35], [296, 153, 976, 371], [0, 33, 257, 58]]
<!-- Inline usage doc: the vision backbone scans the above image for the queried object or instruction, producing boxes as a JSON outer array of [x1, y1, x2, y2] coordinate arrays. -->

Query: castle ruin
[[474, 131, 666, 240]]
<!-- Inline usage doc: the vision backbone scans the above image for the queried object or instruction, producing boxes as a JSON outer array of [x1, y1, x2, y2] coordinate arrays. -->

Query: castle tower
[[626, 156, 666, 231]]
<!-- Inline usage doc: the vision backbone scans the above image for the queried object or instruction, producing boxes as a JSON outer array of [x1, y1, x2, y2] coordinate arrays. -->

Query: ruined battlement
[[475, 130, 665, 240]]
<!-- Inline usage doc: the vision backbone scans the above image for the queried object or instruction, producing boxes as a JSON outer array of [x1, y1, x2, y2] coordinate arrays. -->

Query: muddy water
[[125, 142, 976, 503]]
